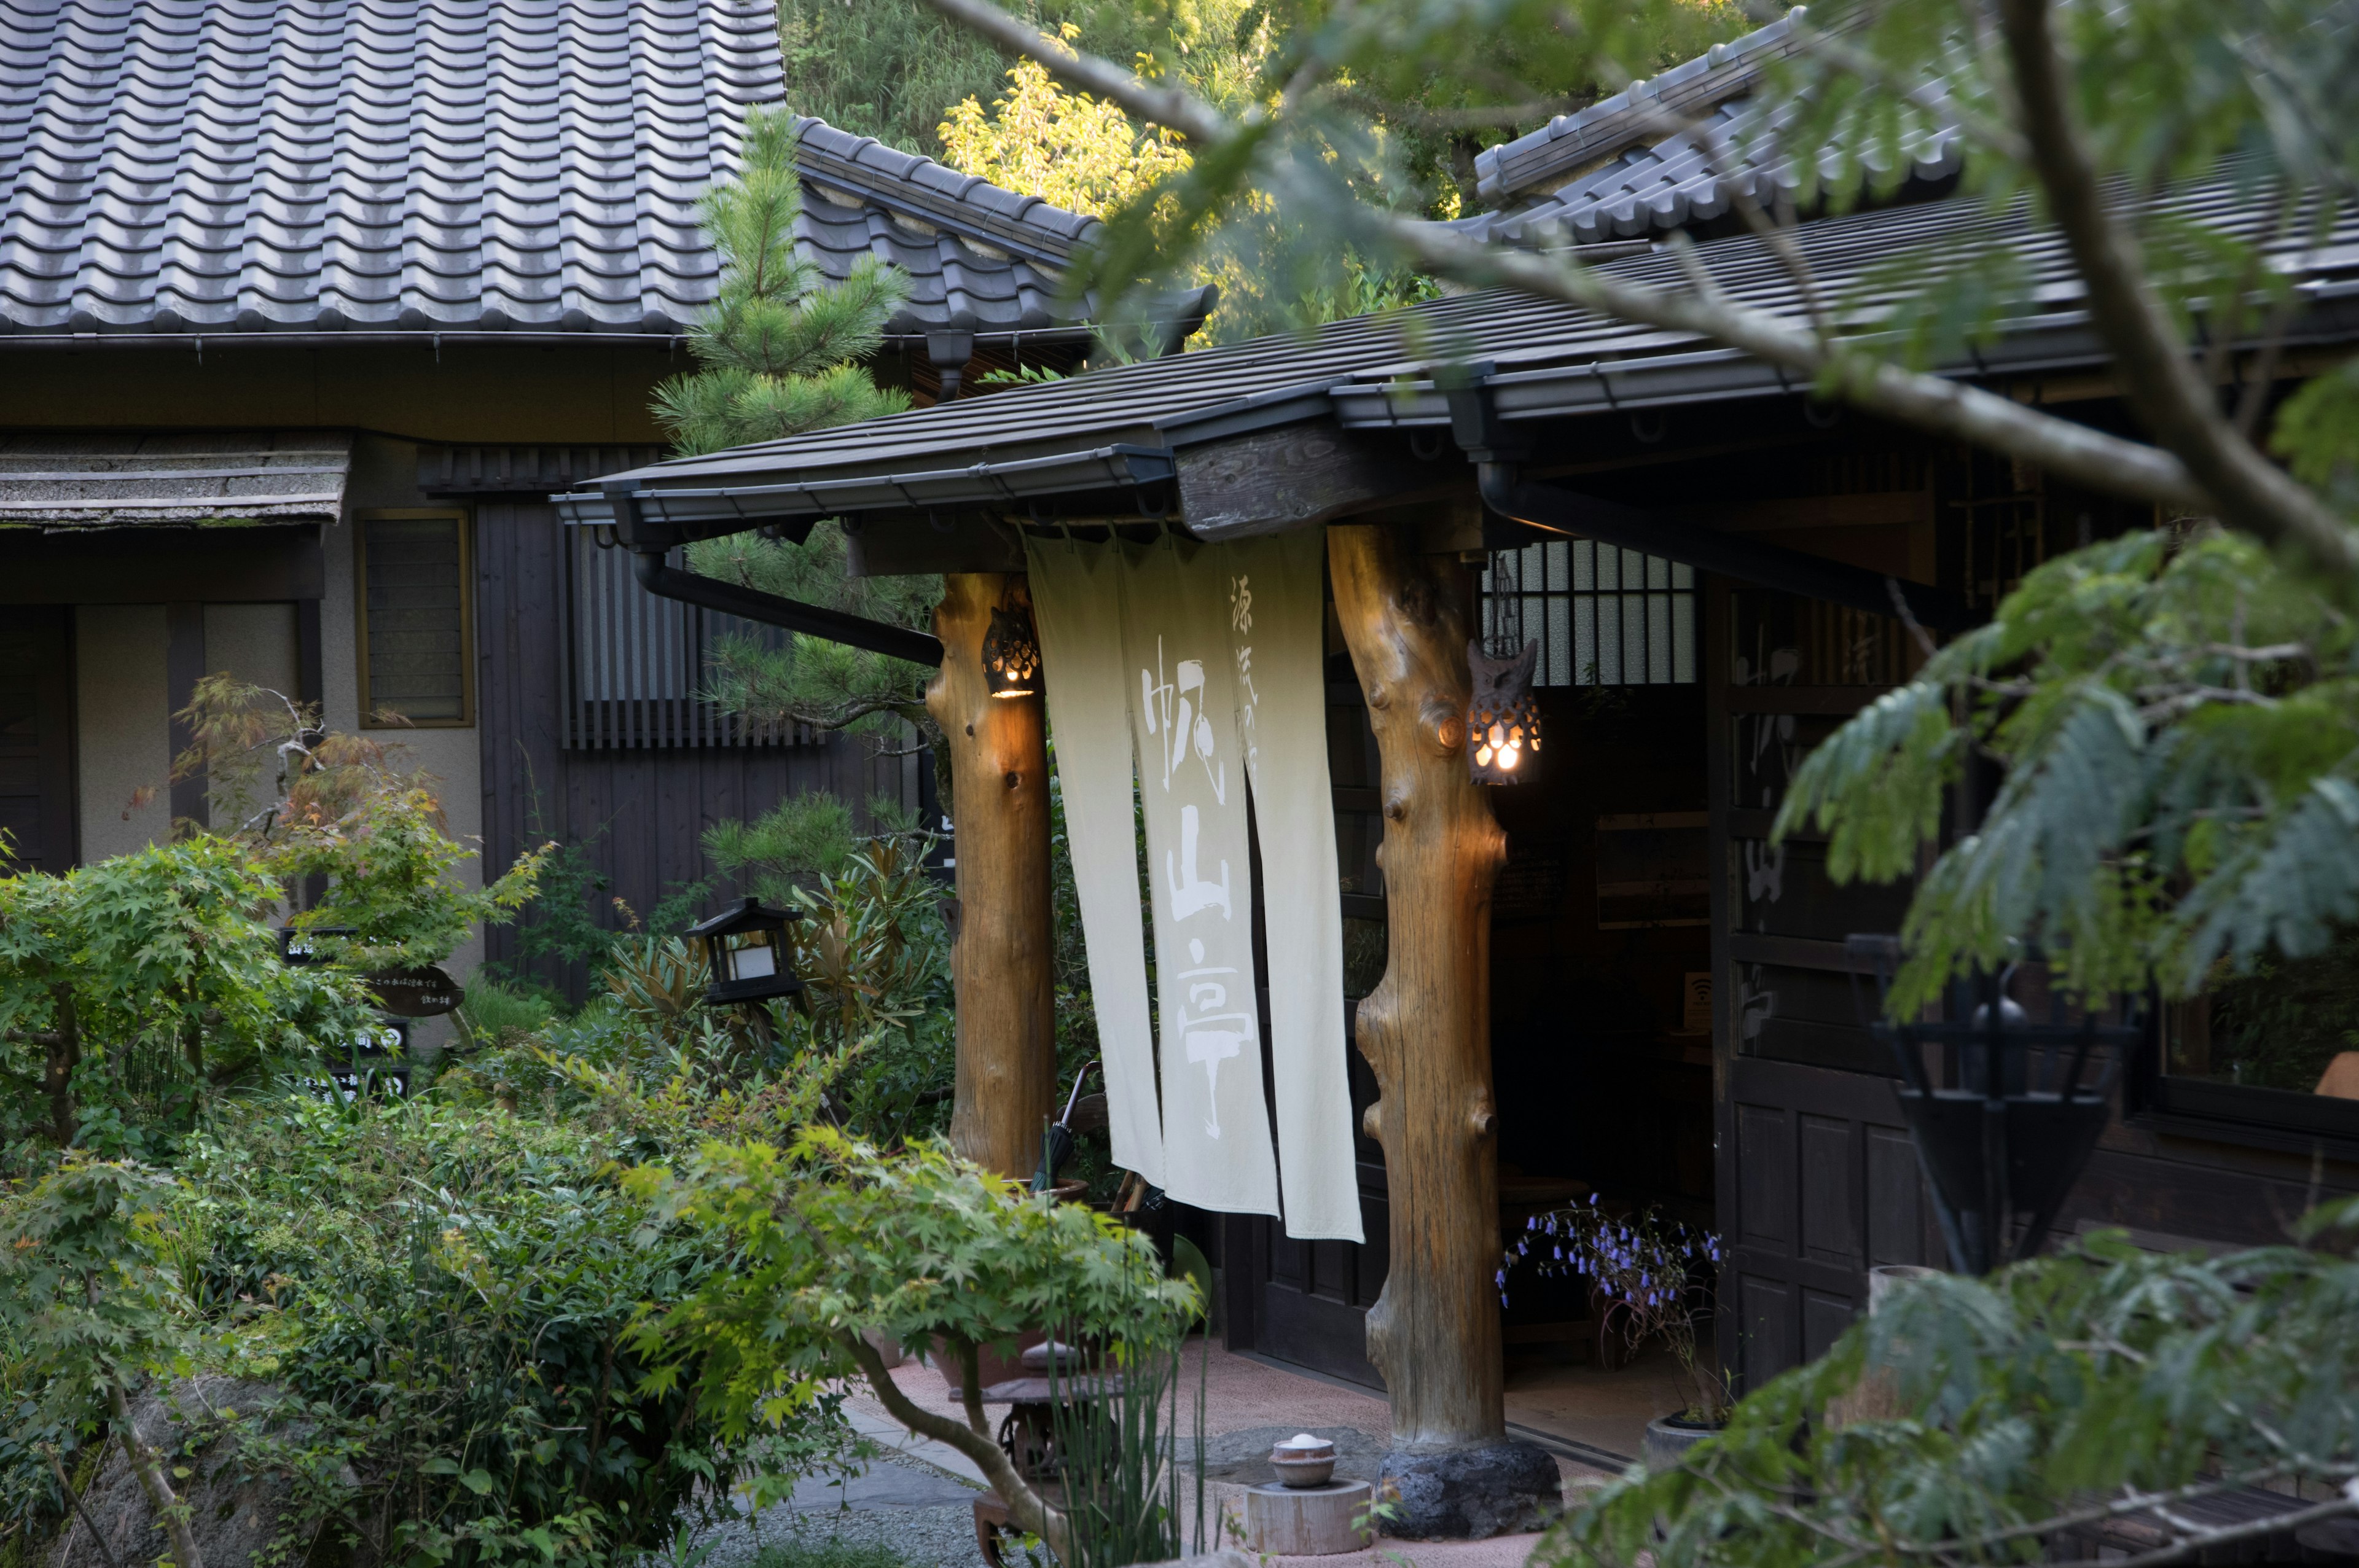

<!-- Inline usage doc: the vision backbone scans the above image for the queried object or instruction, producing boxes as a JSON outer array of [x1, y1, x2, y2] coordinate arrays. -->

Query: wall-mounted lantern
[[982, 585, 1041, 700], [687, 896, 804, 1009], [1845, 935, 2143, 1274], [1467, 638, 1541, 784]]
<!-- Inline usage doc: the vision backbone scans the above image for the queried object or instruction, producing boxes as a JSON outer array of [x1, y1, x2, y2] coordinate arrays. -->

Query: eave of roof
[[0, 431, 353, 529], [552, 172, 2359, 538]]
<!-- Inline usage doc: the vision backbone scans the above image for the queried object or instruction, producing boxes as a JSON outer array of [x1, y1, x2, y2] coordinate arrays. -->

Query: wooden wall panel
[[473, 502, 922, 999]]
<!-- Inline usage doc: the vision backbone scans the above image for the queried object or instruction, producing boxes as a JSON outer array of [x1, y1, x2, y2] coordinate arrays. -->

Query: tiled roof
[[0, 430, 351, 528], [791, 115, 1105, 344], [0, 1, 1155, 346], [1458, 93, 1962, 249], [0, 1, 781, 338], [1460, 7, 1958, 249], [550, 169, 2359, 535], [1473, 10, 1814, 204]]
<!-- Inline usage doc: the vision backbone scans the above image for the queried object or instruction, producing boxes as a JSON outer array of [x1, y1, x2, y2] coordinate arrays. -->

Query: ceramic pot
[[1272, 1435, 1339, 1489], [1272, 1454, 1337, 1488], [1642, 1413, 1724, 1470]]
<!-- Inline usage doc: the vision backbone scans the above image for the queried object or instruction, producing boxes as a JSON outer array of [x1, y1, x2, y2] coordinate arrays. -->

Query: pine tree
[[655, 109, 945, 844], [652, 110, 913, 454]]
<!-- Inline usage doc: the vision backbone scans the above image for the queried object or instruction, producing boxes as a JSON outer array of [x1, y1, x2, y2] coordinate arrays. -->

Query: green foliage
[[507, 838, 628, 972], [1055, 0, 2359, 493], [705, 792, 866, 905], [1775, 526, 2359, 1010], [780, 0, 1028, 155], [783, 838, 956, 1145], [0, 1158, 190, 1445], [0, 838, 378, 1153], [653, 112, 913, 456], [453, 972, 560, 1051], [275, 780, 544, 973], [685, 524, 941, 752], [623, 1127, 1195, 1435], [168, 1095, 853, 1566], [1539, 1217, 2359, 1568], [169, 678, 548, 974]]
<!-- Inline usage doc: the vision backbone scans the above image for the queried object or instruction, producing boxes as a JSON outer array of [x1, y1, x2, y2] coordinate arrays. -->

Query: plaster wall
[[74, 604, 173, 861], [333, 433, 487, 1051]]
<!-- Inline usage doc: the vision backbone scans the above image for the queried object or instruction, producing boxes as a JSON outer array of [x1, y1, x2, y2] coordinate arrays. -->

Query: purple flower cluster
[[1498, 1196, 1724, 1361]]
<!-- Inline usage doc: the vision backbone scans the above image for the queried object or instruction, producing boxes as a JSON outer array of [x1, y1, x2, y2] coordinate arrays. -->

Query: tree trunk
[[109, 1379, 205, 1568], [925, 573, 1057, 1181], [1326, 525, 1505, 1451], [46, 982, 80, 1146]]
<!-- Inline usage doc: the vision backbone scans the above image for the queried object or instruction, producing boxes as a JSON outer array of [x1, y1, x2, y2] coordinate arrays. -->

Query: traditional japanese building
[[551, 12, 2359, 1508], [0, 0, 1207, 1011]]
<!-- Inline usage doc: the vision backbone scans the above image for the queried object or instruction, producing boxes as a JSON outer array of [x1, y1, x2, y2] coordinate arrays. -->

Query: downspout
[[627, 548, 944, 666]]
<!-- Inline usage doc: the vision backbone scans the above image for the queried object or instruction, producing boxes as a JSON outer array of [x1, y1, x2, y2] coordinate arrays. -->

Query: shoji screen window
[[356, 511, 472, 726], [1480, 538, 1696, 686]]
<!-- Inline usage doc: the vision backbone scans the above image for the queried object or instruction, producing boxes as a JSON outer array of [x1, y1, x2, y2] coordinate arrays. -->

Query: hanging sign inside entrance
[[1121, 539, 1283, 1219]]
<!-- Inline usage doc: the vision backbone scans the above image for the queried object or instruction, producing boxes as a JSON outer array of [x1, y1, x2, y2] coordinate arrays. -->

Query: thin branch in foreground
[[918, 0, 2359, 582], [918, 0, 2213, 522]]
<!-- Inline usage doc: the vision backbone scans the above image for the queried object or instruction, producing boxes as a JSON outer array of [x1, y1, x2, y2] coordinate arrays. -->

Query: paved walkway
[[815, 1341, 1629, 1568]]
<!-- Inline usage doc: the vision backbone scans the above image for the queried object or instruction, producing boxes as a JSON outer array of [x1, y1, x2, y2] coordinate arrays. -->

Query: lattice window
[[1480, 539, 1697, 687], [561, 531, 807, 749], [358, 511, 472, 726]]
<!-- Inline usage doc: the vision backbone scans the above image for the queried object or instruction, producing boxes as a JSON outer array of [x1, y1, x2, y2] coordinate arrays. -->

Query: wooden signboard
[[367, 965, 464, 1018]]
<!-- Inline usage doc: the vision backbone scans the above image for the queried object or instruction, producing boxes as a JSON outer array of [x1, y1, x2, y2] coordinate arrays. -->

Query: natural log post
[[926, 573, 1057, 1181], [1327, 525, 1555, 1539]]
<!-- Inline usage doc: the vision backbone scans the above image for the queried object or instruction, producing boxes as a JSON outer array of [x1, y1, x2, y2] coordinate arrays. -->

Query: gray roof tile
[[1458, 95, 1962, 249], [1462, 10, 1959, 248], [1473, 9, 1813, 203], [0, 1, 1130, 343]]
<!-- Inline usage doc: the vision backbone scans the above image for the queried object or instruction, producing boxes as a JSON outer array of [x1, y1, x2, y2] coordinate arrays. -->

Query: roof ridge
[[1473, 6, 1813, 205], [789, 112, 1101, 269]]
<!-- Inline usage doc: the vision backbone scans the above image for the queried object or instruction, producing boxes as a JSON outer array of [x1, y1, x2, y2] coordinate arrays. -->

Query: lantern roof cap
[[685, 895, 796, 938]]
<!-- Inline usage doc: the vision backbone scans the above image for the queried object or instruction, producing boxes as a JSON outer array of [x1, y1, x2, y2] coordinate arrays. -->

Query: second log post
[[925, 572, 1058, 1182], [1327, 524, 1558, 1538]]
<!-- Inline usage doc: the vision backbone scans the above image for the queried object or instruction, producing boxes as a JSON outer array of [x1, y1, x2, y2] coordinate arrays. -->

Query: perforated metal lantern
[[982, 588, 1041, 700], [1845, 935, 2143, 1274], [687, 897, 804, 1008], [1467, 638, 1541, 784]]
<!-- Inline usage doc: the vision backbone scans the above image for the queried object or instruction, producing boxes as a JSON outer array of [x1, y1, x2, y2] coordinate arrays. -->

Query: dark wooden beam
[[842, 512, 1027, 577], [0, 526, 324, 604], [1176, 421, 1458, 541]]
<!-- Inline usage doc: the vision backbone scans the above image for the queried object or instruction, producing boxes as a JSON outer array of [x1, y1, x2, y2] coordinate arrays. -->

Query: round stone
[[1375, 1440, 1560, 1539]]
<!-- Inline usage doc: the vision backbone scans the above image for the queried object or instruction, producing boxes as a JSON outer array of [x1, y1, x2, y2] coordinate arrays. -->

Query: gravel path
[[687, 1450, 991, 1568]]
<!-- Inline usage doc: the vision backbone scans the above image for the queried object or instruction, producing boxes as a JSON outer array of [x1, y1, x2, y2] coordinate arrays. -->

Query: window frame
[[2127, 1003, 2359, 1163], [354, 507, 475, 730], [1481, 538, 1698, 688]]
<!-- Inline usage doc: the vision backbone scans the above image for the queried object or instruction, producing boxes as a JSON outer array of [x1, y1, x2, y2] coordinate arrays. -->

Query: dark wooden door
[[1708, 578, 1944, 1392], [0, 607, 76, 873]]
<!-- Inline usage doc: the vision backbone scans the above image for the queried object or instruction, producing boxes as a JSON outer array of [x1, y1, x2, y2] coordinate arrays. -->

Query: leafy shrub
[[0, 1095, 863, 1568], [452, 973, 560, 1051]]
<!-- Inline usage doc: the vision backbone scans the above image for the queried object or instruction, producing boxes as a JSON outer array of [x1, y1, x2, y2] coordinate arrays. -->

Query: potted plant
[[1500, 1196, 1727, 1466]]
